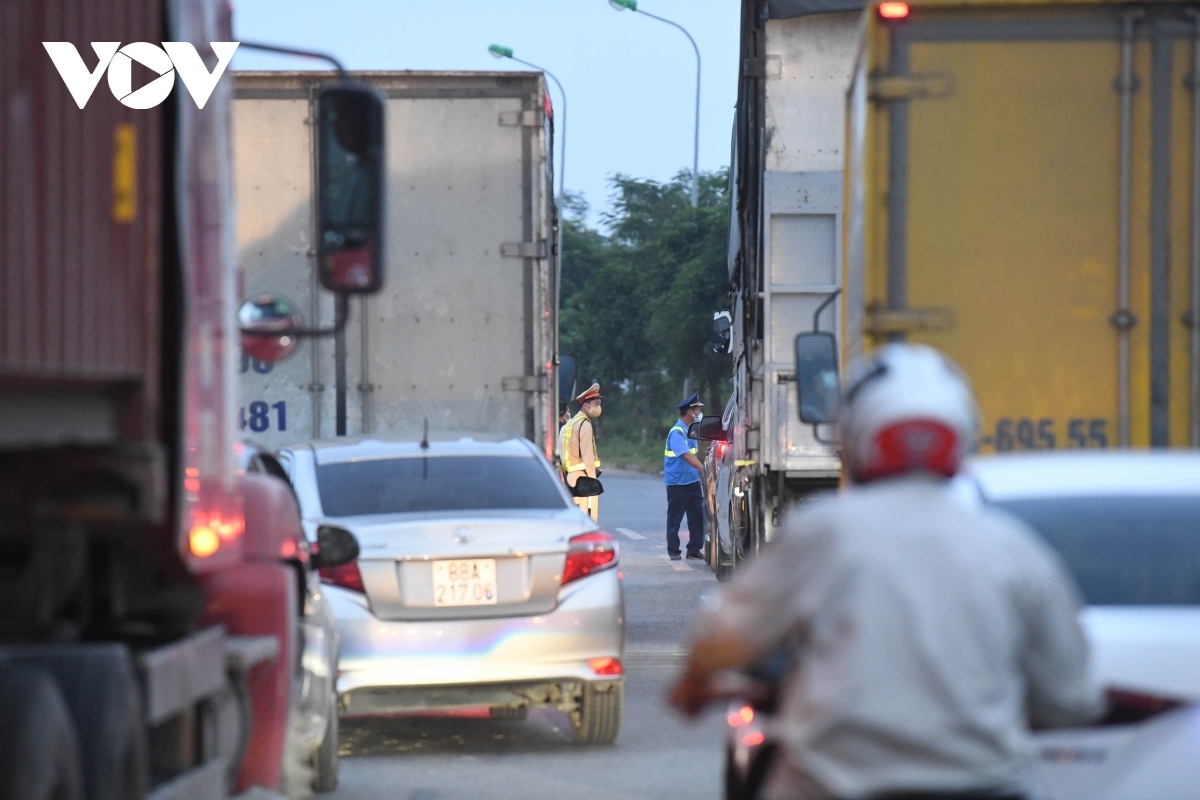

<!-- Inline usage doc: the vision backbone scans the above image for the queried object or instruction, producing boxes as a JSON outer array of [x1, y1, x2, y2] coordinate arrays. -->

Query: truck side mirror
[[558, 354, 578, 406], [311, 524, 360, 570], [795, 332, 841, 424], [688, 415, 729, 442], [712, 311, 732, 354], [317, 83, 386, 294]]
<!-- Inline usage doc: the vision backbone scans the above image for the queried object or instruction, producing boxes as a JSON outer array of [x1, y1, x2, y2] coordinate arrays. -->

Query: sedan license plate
[[432, 559, 498, 607]]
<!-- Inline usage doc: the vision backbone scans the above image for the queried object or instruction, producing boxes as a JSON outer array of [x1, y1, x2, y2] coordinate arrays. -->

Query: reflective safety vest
[[663, 423, 698, 458], [561, 412, 601, 474], [664, 421, 701, 485]]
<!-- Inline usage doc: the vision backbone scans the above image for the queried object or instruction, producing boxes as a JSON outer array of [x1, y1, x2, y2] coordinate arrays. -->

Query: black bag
[[570, 476, 604, 497]]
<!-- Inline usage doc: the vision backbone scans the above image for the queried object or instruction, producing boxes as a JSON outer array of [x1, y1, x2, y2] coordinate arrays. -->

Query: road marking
[[663, 555, 691, 572], [616, 527, 646, 540]]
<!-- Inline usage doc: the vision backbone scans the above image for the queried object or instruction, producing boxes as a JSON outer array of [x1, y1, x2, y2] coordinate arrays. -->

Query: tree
[[560, 170, 731, 448]]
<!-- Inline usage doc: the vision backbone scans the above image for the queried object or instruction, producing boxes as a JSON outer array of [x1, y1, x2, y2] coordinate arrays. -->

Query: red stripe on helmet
[[858, 419, 961, 482]]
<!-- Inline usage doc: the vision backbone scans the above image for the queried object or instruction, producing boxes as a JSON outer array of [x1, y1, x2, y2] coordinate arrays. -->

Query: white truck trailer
[[715, 1, 861, 566], [233, 71, 558, 455]]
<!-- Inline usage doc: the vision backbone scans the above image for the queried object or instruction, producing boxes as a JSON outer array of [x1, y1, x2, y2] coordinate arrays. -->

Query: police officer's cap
[[676, 392, 703, 412], [576, 383, 602, 403]]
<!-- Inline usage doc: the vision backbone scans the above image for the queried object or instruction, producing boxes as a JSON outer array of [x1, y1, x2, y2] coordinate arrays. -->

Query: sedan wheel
[[570, 682, 622, 745], [311, 694, 339, 793]]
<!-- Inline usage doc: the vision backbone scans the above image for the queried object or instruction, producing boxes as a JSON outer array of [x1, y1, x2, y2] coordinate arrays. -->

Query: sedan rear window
[[993, 496, 1200, 605], [316, 456, 567, 516]]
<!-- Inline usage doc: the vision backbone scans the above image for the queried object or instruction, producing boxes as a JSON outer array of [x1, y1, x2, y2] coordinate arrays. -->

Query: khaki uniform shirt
[[562, 412, 599, 486]]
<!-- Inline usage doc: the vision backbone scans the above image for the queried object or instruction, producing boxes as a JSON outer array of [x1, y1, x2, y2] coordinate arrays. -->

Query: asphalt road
[[326, 472, 727, 800]]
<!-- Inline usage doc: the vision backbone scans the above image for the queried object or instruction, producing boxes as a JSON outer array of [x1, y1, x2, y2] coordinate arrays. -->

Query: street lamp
[[489, 44, 567, 205], [608, 0, 702, 207], [490, 44, 569, 439]]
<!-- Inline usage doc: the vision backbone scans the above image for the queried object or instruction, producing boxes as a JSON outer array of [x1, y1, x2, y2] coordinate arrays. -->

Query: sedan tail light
[[1101, 687, 1183, 726], [319, 561, 364, 593], [562, 531, 618, 586]]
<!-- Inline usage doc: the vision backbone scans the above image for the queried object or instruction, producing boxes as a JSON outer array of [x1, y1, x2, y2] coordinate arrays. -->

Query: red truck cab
[[0, 2, 377, 797]]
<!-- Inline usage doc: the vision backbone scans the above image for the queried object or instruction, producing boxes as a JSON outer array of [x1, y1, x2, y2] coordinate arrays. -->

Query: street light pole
[[489, 45, 567, 205], [489, 45, 568, 321], [489, 45, 568, 449], [608, 0, 701, 207]]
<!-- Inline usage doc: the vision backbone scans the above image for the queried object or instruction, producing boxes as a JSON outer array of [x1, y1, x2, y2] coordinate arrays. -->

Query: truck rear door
[[234, 73, 553, 450], [862, 3, 1198, 451]]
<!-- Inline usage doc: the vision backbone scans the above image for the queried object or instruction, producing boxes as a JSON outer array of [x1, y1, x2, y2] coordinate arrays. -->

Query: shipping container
[[0, 2, 347, 797], [845, 0, 1200, 452], [233, 71, 558, 455]]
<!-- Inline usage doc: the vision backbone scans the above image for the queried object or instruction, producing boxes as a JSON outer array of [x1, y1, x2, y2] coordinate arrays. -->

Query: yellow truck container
[[844, 0, 1200, 451]]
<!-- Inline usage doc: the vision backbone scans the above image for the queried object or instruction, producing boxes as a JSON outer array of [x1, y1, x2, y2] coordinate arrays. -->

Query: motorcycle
[[717, 646, 792, 800]]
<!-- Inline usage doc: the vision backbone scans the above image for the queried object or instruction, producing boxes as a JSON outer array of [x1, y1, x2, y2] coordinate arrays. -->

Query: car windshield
[[316, 455, 567, 516], [992, 495, 1200, 605]]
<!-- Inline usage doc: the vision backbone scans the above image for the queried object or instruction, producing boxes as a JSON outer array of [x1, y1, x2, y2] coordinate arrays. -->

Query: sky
[[230, 0, 741, 224]]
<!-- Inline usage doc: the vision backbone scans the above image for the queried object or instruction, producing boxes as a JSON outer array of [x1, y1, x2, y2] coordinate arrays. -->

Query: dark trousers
[[666, 482, 704, 556]]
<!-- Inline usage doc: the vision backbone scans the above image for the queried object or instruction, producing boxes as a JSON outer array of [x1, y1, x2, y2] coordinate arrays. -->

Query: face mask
[[588, 405, 602, 419]]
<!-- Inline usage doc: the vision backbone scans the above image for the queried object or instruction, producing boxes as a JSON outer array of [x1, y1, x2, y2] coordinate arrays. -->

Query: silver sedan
[[275, 436, 625, 744]]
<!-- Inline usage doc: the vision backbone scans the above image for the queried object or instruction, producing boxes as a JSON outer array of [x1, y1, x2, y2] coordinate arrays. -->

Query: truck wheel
[[311, 694, 339, 793], [39, 648, 149, 800], [570, 682, 621, 745], [0, 667, 85, 800]]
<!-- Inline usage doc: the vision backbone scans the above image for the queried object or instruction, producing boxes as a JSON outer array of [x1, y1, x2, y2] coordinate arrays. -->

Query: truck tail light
[[187, 510, 243, 560], [189, 525, 220, 558], [879, 1, 909, 18], [319, 561, 365, 593], [562, 532, 618, 586]]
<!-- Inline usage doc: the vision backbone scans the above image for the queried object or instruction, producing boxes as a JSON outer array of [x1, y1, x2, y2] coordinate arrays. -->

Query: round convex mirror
[[239, 294, 302, 363]]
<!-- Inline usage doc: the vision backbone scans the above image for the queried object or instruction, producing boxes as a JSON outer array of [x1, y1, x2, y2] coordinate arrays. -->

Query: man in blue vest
[[664, 393, 706, 561]]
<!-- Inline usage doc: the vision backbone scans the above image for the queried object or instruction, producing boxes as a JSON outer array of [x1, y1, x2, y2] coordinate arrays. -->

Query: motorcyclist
[[669, 343, 1104, 800]]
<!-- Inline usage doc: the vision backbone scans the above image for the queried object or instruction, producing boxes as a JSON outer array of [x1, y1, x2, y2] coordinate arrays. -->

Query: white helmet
[[838, 343, 978, 483]]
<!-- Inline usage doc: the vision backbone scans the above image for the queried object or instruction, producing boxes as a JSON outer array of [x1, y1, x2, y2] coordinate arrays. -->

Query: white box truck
[[233, 71, 558, 456], [711, 2, 860, 572]]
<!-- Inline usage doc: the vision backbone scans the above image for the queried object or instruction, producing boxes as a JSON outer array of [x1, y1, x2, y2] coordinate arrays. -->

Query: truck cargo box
[[234, 71, 557, 455], [846, 0, 1200, 451]]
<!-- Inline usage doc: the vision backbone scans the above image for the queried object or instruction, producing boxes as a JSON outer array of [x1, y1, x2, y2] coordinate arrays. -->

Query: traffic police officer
[[561, 383, 602, 521], [664, 393, 705, 560]]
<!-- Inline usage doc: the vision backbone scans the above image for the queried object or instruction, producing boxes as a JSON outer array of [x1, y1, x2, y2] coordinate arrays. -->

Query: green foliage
[[559, 170, 731, 469]]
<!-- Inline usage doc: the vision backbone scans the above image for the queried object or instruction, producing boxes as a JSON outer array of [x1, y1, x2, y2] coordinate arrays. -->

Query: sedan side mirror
[[795, 332, 841, 425], [317, 84, 386, 294], [688, 415, 729, 442], [311, 524, 360, 570]]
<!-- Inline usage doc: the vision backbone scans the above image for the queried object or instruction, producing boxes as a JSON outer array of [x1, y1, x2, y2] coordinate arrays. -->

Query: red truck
[[0, 1, 382, 798]]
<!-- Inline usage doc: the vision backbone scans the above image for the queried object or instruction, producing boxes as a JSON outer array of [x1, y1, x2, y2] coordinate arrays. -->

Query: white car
[[275, 436, 625, 744], [956, 451, 1200, 800]]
